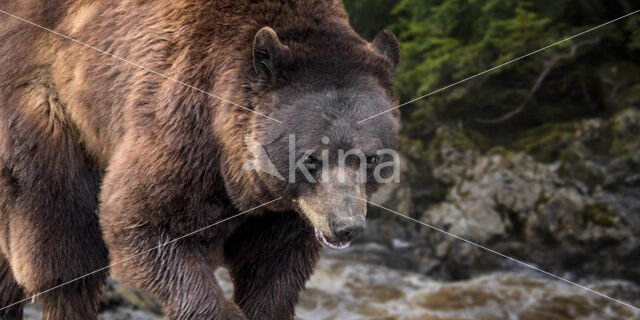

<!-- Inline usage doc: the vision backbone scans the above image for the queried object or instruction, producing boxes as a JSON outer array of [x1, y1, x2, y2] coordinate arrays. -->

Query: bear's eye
[[366, 155, 379, 169], [303, 155, 320, 171]]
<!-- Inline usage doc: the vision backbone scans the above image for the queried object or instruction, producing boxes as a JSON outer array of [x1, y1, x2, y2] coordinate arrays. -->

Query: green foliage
[[397, 1, 638, 139], [342, 1, 640, 204], [343, 0, 398, 40], [346, 0, 639, 146]]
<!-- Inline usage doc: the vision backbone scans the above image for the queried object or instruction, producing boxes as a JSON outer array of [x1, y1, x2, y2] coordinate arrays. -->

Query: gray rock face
[[426, 152, 630, 243], [364, 109, 640, 281], [370, 154, 415, 215], [413, 110, 640, 281]]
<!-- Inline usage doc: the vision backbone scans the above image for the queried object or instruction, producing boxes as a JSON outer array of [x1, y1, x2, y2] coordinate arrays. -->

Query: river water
[[288, 253, 640, 320], [23, 249, 640, 320]]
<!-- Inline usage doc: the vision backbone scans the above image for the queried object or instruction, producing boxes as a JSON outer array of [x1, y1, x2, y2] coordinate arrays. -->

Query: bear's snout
[[330, 216, 365, 243]]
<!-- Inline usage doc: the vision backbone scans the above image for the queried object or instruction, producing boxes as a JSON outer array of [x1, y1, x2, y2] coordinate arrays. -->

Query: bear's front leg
[[99, 142, 247, 320], [224, 211, 321, 320]]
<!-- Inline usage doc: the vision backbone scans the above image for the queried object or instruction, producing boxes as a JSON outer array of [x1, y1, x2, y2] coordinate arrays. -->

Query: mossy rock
[[486, 145, 512, 156], [583, 203, 619, 228], [535, 193, 552, 209], [511, 122, 579, 162], [428, 126, 476, 150]]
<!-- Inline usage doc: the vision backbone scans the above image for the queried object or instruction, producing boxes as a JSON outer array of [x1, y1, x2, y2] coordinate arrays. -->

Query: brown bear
[[0, 1, 400, 319]]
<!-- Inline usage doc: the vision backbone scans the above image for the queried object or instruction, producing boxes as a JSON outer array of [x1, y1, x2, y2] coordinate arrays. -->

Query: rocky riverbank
[[369, 108, 640, 283]]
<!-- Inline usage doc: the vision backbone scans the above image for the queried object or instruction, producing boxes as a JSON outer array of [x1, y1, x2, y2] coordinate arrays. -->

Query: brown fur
[[0, 1, 399, 319]]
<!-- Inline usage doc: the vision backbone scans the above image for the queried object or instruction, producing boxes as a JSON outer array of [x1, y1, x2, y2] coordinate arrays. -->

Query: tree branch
[[475, 36, 602, 125]]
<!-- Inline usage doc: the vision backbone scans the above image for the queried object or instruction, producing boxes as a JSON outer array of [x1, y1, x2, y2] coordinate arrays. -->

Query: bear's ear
[[371, 30, 400, 70], [253, 27, 290, 84]]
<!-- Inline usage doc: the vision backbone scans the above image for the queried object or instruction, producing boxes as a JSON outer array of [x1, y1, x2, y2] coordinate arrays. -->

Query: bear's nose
[[331, 218, 365, 243]]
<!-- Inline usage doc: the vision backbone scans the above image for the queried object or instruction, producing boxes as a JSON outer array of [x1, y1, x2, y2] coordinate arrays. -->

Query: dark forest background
[[346, 0, 639, 173]]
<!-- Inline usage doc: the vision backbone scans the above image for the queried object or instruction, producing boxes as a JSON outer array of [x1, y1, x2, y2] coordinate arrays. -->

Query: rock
[[416, 114, 640, 281], [425, 201, 504, 243], [370, 153, 414, 216], [423, 152, 552, 242]]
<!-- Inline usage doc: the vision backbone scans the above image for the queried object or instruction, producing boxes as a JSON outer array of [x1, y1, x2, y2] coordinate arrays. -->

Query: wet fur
[[0, 1, 398, 319]]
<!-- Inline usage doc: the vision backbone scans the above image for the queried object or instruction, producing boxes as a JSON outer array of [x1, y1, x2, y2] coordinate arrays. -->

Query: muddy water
[[23, 252, 640, 320]]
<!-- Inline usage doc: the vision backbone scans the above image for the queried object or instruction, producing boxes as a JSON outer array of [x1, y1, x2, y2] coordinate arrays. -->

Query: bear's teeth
[[314, 228, 351, 250]]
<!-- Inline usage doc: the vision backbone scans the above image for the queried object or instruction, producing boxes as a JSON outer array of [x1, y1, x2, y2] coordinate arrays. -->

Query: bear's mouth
[[314, 228, 351, 250]]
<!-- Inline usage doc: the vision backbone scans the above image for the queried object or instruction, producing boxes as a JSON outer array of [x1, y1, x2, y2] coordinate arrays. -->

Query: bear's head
[[245, 26, 400, 250]]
